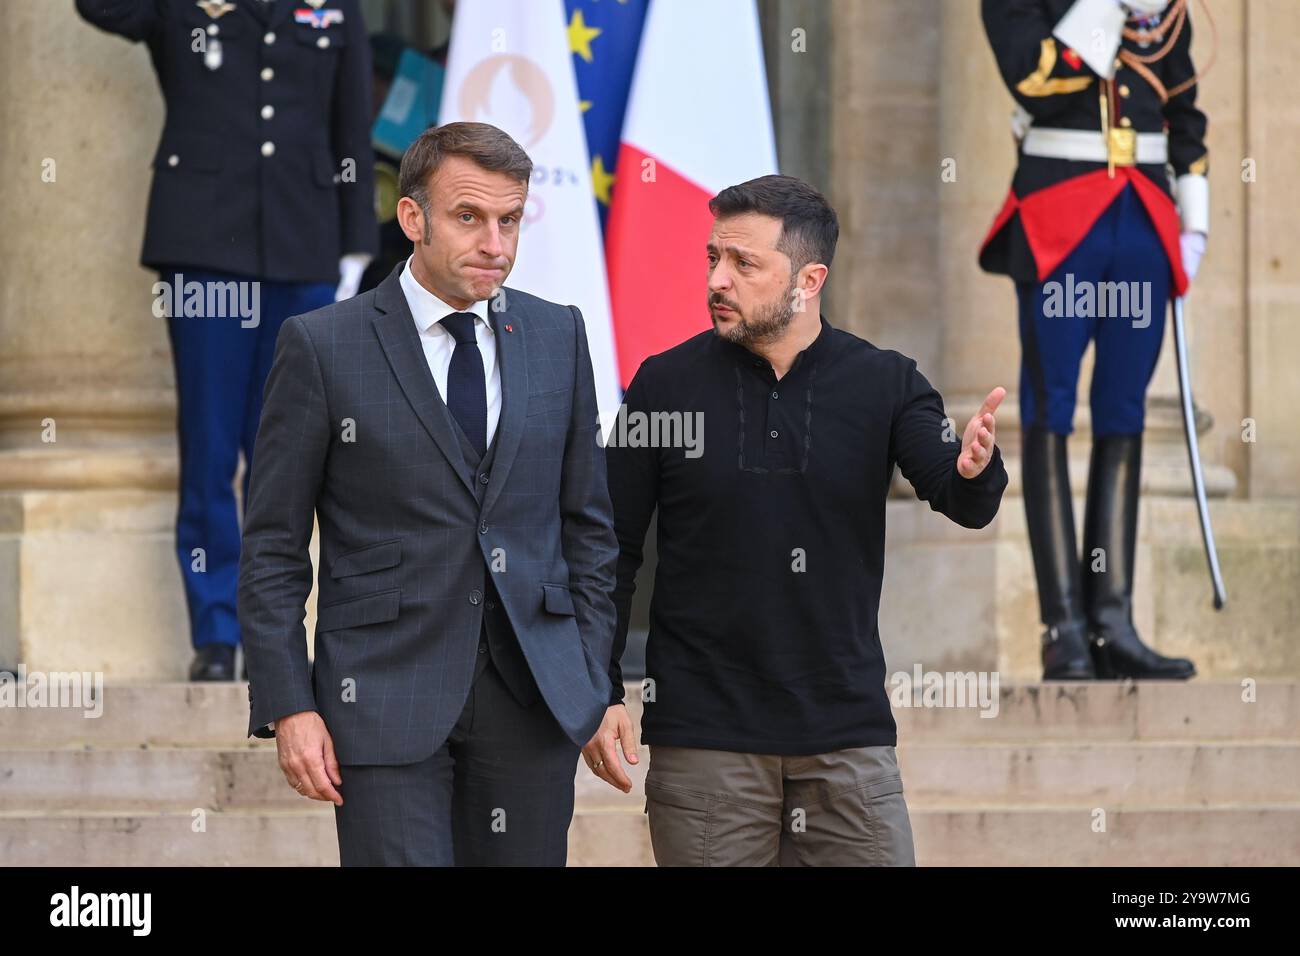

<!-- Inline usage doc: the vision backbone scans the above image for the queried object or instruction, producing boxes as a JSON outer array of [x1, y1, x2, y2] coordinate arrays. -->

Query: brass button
[[1120, 117, 1132, 128], [1119, 84, 1131, 98]]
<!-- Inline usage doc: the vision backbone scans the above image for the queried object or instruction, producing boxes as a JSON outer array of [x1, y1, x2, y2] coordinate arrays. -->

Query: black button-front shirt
[[606, 315, 1008, 755]]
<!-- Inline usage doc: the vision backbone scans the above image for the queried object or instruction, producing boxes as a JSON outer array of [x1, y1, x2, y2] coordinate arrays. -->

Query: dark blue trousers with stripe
[[1016, 184, 1171, 438], [162, 268, 334, 650]]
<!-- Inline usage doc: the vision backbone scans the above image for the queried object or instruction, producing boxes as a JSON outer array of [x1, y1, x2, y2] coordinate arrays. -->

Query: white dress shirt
[[399, 254, 502, 449]]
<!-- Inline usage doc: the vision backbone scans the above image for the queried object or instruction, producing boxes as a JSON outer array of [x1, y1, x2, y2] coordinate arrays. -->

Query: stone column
[[826, 0, 941, 370], [0, 1, 185, 678], [1245, 0, 1300, 497]]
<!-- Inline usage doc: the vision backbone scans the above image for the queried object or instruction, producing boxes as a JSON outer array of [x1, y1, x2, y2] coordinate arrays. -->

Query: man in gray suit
[[238, 122, 619, 866]]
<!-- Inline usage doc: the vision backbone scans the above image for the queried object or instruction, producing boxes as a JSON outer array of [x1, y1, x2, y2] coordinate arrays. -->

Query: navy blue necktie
[[440, 312, 487, 456]]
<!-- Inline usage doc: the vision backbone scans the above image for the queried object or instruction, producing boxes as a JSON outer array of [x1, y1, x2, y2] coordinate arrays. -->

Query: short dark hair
[[708, 174, 839, 271], [399, 122, 533, 233]]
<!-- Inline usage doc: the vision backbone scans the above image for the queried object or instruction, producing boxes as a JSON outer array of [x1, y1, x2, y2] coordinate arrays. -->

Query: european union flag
[[564, 0, 648, 232]]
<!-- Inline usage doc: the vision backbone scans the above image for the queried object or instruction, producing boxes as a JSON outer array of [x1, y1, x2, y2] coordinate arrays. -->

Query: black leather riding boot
[[1023, 425, 1094, 679], [1081, 435, 1196, 680]]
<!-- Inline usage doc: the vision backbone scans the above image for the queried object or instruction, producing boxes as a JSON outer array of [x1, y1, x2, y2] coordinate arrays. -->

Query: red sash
[[980, 168, 1188, 296]]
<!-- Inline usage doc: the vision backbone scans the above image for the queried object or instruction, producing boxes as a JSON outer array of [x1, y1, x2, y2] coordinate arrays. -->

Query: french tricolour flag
[[605, 0, 778, 388]]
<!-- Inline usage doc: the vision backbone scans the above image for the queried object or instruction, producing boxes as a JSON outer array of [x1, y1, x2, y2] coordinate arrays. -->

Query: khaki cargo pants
[[644, 744, 916, 866]]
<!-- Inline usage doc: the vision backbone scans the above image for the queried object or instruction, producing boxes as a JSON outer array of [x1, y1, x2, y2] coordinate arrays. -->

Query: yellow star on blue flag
[[565, 0, 648, 230]]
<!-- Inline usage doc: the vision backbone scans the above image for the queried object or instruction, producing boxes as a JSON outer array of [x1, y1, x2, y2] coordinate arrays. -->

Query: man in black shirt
[[582, 174, 1009, 866]]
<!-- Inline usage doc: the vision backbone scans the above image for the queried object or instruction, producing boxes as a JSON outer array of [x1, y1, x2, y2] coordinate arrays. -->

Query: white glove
[[1055, 0, 1127, 77], [1010, 104, 1033, 142], [1180, 232, 1206, 283], [335, 253, 372, 302], [1176, 173, 1209, 234]]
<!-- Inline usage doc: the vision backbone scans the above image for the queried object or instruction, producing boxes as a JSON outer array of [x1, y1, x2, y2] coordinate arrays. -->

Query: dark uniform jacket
[[76, 0, 378, 283], [979, 0, 1208, 290]]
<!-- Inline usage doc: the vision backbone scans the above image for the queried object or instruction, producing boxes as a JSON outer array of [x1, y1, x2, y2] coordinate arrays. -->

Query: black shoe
[[1023, 426, 1096, 680], [189, 645, 236, 682], [1082, 435, 1196, 681], [1042, 620, 1096, 680]]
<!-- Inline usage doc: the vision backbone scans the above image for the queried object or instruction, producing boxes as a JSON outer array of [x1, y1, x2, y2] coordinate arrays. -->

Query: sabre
[[1172, 295, 1227, 609]]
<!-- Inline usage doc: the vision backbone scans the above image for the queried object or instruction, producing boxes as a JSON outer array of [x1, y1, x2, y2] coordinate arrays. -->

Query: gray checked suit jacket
[[238, 262, 619, 765]]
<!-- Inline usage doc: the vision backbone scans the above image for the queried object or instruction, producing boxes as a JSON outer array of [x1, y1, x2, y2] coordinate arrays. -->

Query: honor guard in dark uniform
[[76, 0, 379, 680], [980, 0, 1208, 680]]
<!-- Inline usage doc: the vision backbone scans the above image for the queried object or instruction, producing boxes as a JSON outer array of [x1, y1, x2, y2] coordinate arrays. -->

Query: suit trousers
[[332, 632, 582, 866]]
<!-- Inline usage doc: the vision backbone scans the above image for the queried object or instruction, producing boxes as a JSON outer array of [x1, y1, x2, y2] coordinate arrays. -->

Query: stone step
[[911, 805, 1300, 867], [4, 740, 1295, 813], [4, 680, 1293, 865], [0, 682, 276, 749], [889, 682, 1300, 743], [896, 741, 1300, 808], [3, 681, 1296, 748], [2, 805, 1296, 866]]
